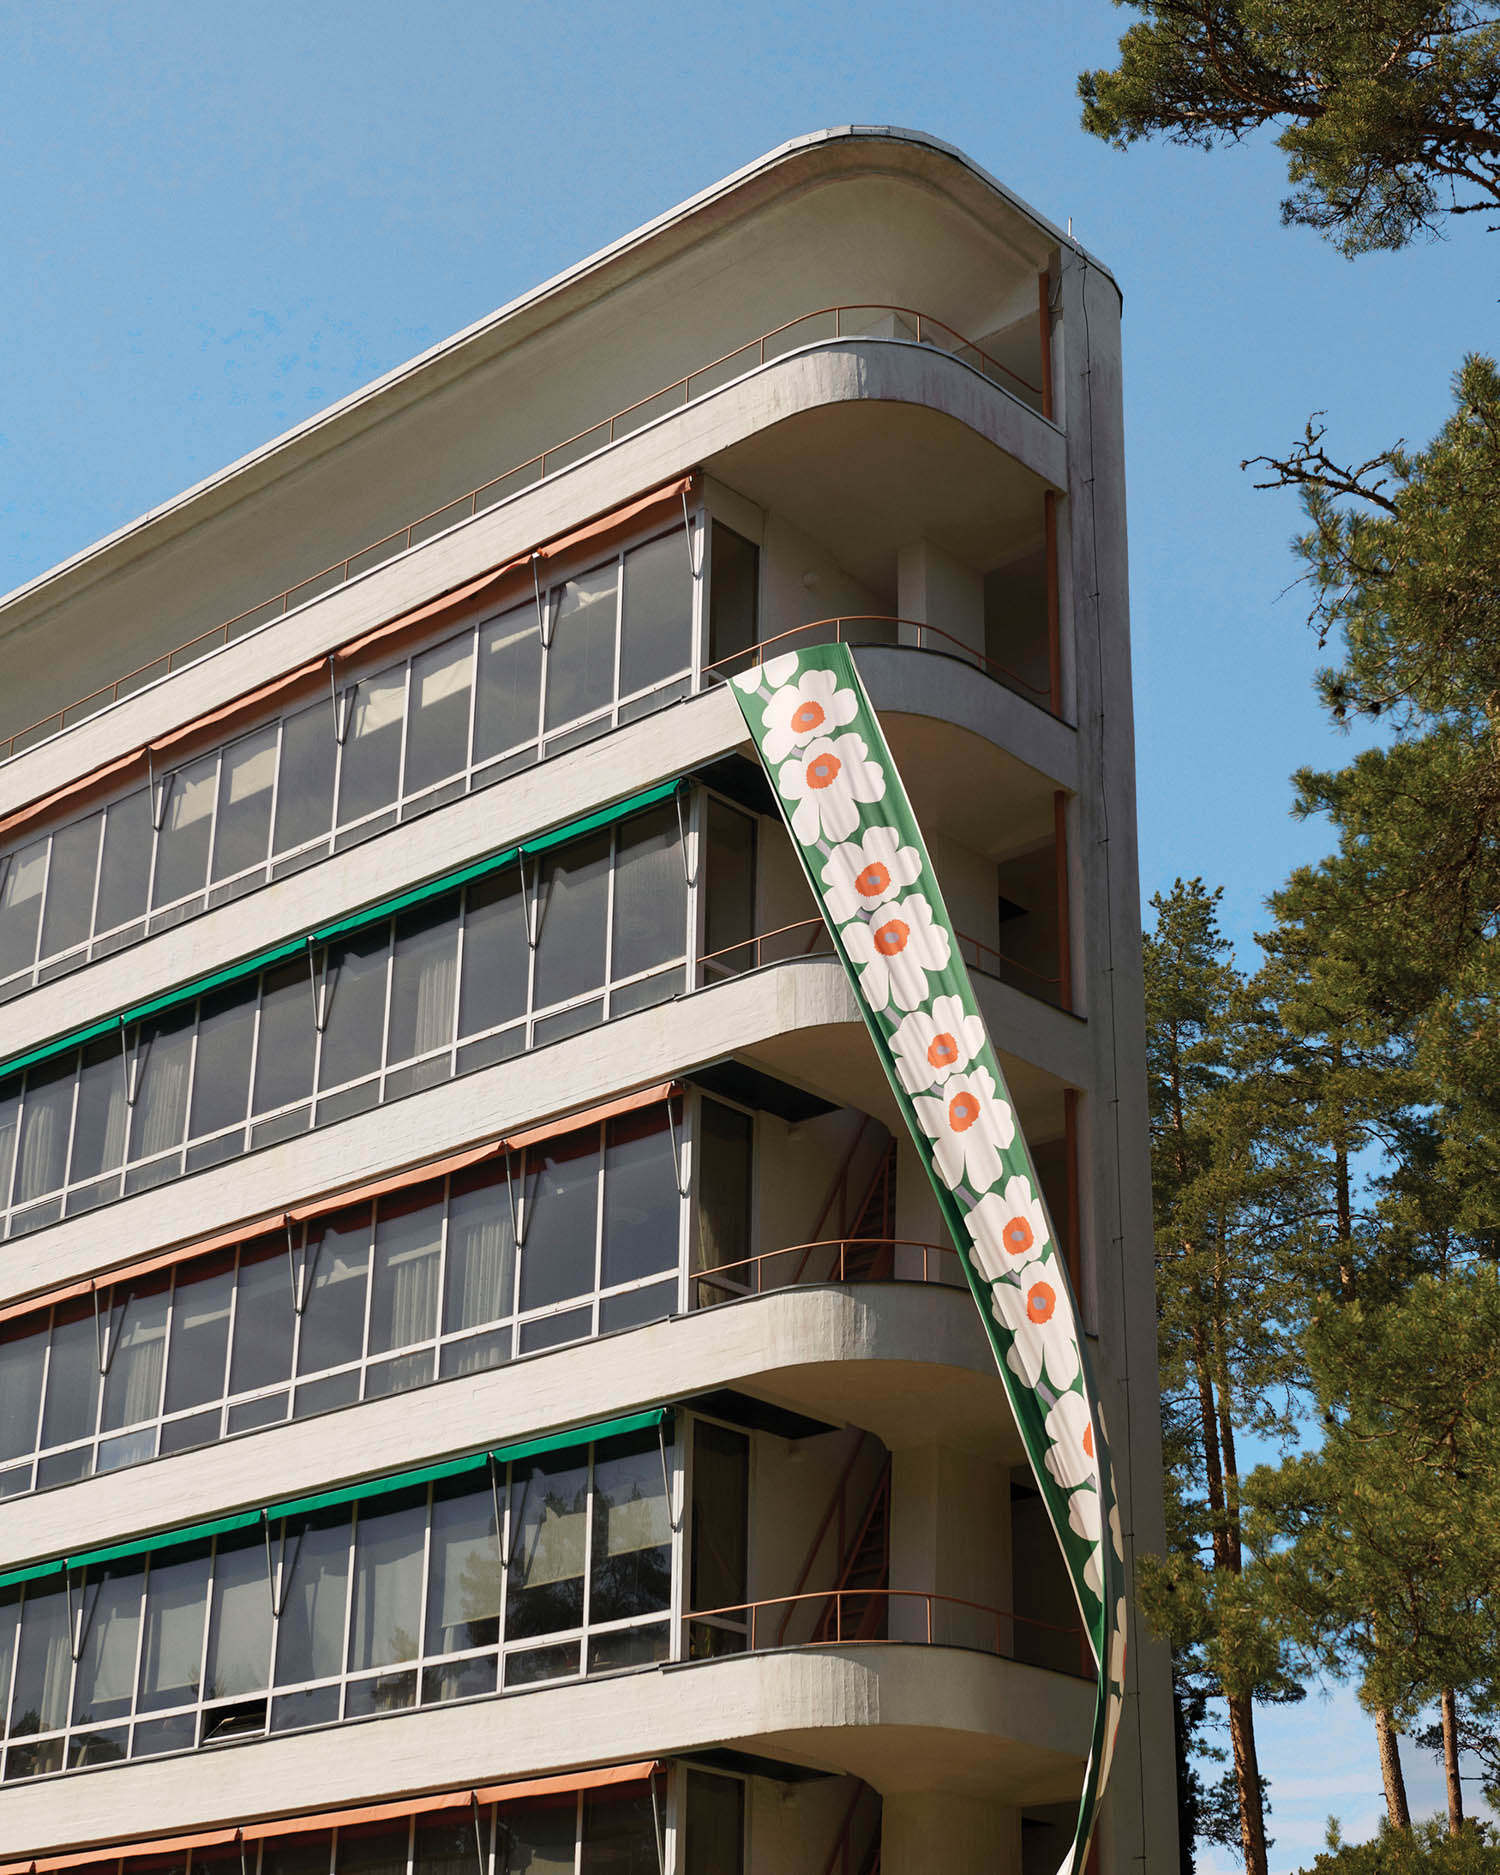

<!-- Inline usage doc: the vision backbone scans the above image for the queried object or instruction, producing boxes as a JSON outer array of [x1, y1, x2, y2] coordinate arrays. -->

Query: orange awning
[[0, 1760, 663, 1871], [0, 1083, 680, 1332], [0, 473, 698, 849]]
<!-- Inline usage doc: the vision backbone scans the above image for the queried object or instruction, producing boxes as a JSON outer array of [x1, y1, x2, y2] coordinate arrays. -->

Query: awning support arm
[[657, 1416, 683, 1535]]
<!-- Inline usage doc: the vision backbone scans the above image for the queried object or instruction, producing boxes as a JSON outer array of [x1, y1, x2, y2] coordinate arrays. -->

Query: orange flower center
[[1083, 1424, 1095, 1459], [927, 1031, 959, 1068], [949, 1091, 980, 1132], [1026, 1280, 1055, 1324], [791, 700, 826, 733], [874, 918, 909, 957], [1003, 1217, 1034, 1255], [806, 752, 842, 791], [855, 861, 891, 898]]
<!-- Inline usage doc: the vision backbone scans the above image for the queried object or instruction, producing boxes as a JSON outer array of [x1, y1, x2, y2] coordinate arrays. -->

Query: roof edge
[[0, 126, 1113, 628]]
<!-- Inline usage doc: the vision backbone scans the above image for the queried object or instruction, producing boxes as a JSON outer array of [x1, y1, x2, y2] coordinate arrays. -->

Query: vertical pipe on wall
[[1063, 1088, 1081, 1302], [1038, 272, 1054, 423], [1044, 490, 1062, 719], [1053, 789, 1071, 1014]]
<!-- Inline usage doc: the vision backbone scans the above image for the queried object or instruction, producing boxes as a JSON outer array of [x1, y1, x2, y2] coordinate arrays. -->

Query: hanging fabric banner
[[730, 645, 1125, 1875]]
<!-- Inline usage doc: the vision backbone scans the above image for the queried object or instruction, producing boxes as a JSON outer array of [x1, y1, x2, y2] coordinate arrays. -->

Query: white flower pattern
[[841, 892, 951, 1013], [732, 645, 1121, 1861], [776, 733, 886, 844], [988, 1272, 1081, 1392], [821, 825, 923, 923], [966, 1175, 1051, 1278], [912, 1066, 1014, 1192], [888, 994, 987, 1094], [761, 667, 859, 763]]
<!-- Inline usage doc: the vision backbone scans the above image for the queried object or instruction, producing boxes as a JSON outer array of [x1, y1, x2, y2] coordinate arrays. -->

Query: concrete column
[[888, 1444, 1012, 1654], [881, 1790, 1022, 1875], [896, 539, 984, 660]]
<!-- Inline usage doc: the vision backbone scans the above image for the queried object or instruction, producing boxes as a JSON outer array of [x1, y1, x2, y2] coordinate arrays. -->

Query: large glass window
[[0, 1104, 685, 1497], [0, 524, 697, 997], [0, 1430, 681, 1784], [0, 804, 689, 1237], [34, 1785, 664, 1874]]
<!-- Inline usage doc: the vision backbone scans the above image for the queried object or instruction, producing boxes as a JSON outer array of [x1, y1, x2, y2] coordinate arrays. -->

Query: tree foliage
[[1079, 2, 1500, 253]]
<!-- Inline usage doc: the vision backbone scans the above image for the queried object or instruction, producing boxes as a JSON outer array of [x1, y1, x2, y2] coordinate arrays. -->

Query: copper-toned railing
[[701, 614, 1051, 703], [698, 915, 1061, 1003], [685, 1587, 1087, 1672], [1, 305, 1044, 762], [692, 1239, 962, 1299]]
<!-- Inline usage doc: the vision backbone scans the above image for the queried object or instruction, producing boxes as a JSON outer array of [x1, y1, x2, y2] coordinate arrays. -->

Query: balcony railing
[[702, 614, 1051, 706], [1, 305, 1046, 763], [692, 1238, 965, 1303], [699, 915, 1063, 1006], [685, 1588, 1088, 1675]]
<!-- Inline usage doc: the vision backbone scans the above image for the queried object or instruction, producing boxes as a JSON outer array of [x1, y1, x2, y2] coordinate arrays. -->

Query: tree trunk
[[1375, 1706, 1412, 1830], [1441, 1687, 1464, 1835], [1227, 1691, 1269, 1875]]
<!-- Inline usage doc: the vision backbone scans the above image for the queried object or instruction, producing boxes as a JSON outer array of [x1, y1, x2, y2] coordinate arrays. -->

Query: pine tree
[[1142, 880, 1306, 1875], [1078, 2, 1500, 255]]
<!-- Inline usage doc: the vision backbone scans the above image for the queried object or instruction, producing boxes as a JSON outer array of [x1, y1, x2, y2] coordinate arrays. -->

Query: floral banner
[[731, 645, 1125, 1874]]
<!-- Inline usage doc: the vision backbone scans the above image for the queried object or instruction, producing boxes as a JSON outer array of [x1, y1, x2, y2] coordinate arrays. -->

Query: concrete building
[[0, 128, 1176, 1874]]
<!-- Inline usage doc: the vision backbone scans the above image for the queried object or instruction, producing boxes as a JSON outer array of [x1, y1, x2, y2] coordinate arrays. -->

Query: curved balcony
[[0, 309, 1048, 767]]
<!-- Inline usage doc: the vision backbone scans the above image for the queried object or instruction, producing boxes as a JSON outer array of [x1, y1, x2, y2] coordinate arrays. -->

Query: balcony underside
[[0, 1645, 1093, 1859]]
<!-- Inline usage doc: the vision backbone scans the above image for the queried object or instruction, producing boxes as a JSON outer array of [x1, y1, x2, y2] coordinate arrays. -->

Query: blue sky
[[1, 3, 1492, 1863]]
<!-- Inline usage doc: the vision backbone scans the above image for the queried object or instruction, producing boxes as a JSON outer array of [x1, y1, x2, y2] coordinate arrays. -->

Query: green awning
[[122, 937, 309, 1029], [493, 1406, 669, 1469], [0, 1015, 121, 1087], [0, 1557, 66, 1594], [0, 777, 686, 1086], [69, 1509, 263, 1574], [266, 1450, 492, 1524], [0, 1407, 676, 1589]]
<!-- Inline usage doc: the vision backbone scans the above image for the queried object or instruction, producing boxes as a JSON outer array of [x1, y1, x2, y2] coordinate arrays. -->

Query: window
[[0, 1104, 685, 1497], [67, 1786, 662, 1875], [707, 523, 758, 676], [684, 1770, 746, 1875], [688, 1421, 749, 1658], [0, 805, 689, 1237], [0, 524, 697, 998], [0, 1430, 677, 1783]]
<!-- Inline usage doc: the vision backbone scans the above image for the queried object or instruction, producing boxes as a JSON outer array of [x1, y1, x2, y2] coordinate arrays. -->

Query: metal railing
[[684, 1587, 1087, 1672], [691, 1239, 964, 1302], [702, 614, 1051, 705], [1, 305, 1045, 763], [698, 915, 1061, 1004]]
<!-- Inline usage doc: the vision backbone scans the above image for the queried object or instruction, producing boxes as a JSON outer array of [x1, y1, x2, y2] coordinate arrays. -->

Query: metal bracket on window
[[334, 681, 355, 746], [287, 1217, 319, 1316], [682, 488, 704, 582], [657, 1416, 683, 1535], [263, 1509, 304, 1621], [519, 851, 541, 952], [123, 1024, 148, 1109], [310, 944, 337, 1034], [487, 1453, 509, 1586], [151, 761, 174, 834], [90, 1280, 124, 1378], [663, 1098, 689, 1201], [65, 1564, 97, 1665], [673, 785, 695, 891], [532, 555, 549, 650], [0, 853, 11, 902], [469, 1792, 487, 1875], [501, 1146, 527, 1251], [649, 1764, 667, 1875], [327, 652, 340, 731]]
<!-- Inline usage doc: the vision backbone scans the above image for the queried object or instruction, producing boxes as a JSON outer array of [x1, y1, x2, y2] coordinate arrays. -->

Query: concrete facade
[[0, 128, 1176, 1874]]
